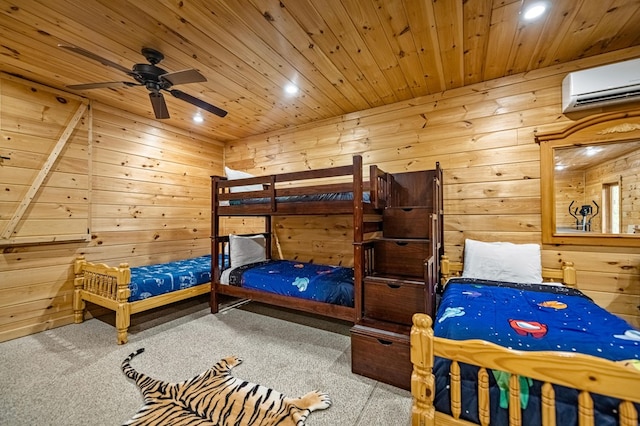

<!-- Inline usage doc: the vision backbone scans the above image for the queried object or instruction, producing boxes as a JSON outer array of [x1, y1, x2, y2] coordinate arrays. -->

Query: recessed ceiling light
[[193, 113, 203, 123], [523, 2, 548, 21], [284, 83, 298, 95]]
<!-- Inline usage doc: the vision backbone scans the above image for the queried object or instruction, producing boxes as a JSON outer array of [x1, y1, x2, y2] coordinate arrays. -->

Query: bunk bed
[[410, 240, 640, 426], [210, 155, 436, 323]]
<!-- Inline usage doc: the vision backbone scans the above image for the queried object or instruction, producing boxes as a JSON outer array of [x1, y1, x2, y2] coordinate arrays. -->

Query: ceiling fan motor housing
[[133, 63, 171, 89]]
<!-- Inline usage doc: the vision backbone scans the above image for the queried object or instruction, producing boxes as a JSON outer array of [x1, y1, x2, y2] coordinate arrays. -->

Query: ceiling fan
[[58, 44, 227, 119]]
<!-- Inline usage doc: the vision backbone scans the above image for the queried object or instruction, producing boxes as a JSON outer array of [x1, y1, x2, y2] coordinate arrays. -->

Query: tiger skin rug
[[121, 348, 332, 426]]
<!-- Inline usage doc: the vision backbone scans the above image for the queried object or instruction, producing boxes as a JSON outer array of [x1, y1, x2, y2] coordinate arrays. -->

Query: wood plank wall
[[225, 48, 640, 327], [0, 75, 224, 342], [0, 75, 90, 244]]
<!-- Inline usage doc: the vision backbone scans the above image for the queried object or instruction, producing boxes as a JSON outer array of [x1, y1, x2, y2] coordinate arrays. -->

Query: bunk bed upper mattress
[[224, 260, 355, 307], [129, 255, 227, 302], [434, 277, 640, 425], [228, 191, 371, 205]]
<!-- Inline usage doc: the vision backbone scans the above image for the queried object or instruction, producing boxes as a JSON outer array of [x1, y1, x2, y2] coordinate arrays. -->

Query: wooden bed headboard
[[440, 254, 577, 287]]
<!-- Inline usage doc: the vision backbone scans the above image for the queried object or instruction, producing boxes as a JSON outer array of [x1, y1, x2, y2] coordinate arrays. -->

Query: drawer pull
[[402, 208, 413, 212], [387, 284, 401, 289], [395, 242, 408, 246], [377, 339, 393, 346]]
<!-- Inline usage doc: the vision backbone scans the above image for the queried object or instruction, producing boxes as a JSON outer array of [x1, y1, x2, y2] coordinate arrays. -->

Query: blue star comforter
[[227, 260, 355, 307], [434, 278, 640, 425]]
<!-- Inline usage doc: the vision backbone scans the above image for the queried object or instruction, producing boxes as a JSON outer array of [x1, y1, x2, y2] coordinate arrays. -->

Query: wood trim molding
[[535, 109, 640, 247]]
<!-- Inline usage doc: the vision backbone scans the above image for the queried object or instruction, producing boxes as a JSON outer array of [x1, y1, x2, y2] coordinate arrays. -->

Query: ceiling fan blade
[[58, 44, 134, 76], [66, 81, 140, 90], [149, 92, 170, 119], [169, 89, 228, 117], [160, 69, 206, 86]]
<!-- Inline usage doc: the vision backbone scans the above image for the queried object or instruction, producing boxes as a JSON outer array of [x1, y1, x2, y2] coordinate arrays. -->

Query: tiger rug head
[[121, 348, 331, 426]]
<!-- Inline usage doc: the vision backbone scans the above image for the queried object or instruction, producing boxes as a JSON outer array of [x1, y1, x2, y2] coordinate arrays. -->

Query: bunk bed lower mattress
[[434, 278, 640, 425], [219, 260, 355, 307]]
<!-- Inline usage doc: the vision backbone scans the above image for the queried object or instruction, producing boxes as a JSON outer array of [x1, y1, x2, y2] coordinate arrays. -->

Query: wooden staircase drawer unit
[[350, 324, 412, 390], [383, 207, 432, 239], [363, 277, 424, 325], [373, 240, 431, 278]]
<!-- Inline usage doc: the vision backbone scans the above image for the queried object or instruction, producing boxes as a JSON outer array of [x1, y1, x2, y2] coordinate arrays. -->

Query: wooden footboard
[[410, 313, 640, 426], [73, 256, 210, 344]]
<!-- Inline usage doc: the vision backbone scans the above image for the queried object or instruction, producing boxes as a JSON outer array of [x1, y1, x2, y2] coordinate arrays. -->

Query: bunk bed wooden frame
[[210, 155, 394, 323], [410, 257, 640, 426]]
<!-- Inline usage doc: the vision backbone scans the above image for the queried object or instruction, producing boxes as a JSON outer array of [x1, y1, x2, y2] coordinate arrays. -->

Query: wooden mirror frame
[[536, 109, 640, 247]]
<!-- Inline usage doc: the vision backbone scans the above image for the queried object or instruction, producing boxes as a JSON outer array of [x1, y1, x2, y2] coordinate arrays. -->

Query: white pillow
[[229, 234, 266, 267], [462, 239, 543, 283], [224, 166, 263, 193]]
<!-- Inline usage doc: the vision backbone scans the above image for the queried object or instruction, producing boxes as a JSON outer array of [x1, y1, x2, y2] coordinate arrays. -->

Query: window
[[602, 181, 621, 234]]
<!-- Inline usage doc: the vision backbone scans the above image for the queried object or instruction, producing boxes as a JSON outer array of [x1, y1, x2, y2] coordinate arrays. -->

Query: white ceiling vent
[[562, 58, 640, 113]]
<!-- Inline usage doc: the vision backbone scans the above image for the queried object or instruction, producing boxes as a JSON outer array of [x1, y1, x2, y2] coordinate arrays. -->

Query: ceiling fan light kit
[[58, 44, 227, 120]]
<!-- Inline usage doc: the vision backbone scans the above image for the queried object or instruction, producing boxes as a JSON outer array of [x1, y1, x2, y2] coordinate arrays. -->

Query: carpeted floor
[[0, 297, 412, 425]]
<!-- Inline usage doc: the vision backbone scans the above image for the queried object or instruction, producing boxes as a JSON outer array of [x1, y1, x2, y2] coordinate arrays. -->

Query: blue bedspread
[[227, 260, 354, 307], [129, 255, 227, 302], [434, 278, 640, 425]]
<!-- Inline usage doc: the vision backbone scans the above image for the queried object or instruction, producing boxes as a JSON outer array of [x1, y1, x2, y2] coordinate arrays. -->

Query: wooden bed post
[[211, 175, 222, 314], [562, 261, 577, 287], [411, 313, 436, 426], [424, 256, 436, 318], [265, 215, 273, 260], [440, 254, 451, 284], [114, 263, 131, 344], [73, 256, 87, 323], [116, 303, 131, 345], [353, 155, 364, 323]]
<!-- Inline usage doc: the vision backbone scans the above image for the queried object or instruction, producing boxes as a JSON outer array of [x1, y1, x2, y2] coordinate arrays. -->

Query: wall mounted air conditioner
[[562, 58, 640, 113]]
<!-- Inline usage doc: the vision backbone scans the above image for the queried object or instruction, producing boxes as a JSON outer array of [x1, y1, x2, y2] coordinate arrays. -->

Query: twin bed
[[411, 239, 640, 426], [73, 254, 219, 344]]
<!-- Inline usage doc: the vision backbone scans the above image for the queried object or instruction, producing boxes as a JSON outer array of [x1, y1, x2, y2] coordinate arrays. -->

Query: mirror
[[536, 110, 640, 247]]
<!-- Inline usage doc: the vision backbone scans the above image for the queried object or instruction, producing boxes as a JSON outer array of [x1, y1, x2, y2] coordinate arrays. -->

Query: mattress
[[129, 255, 228, 302], [229, 191, 371, 205], [226, 259, 355, 306], [433, 278, 640, 425]]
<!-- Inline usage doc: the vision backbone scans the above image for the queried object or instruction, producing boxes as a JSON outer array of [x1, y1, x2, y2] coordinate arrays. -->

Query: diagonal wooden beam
[[1, 101, 88, 240]]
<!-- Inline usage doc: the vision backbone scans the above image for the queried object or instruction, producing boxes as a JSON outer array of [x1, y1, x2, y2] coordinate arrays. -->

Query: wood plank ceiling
[[1, 0, 640, 142]]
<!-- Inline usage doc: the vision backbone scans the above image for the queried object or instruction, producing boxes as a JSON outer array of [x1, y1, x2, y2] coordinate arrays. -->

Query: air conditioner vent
[[562, 58, 640, 113], [574, 87, 640, 107]]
